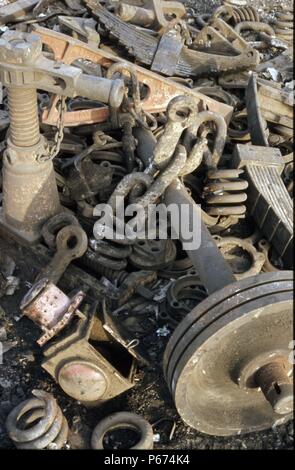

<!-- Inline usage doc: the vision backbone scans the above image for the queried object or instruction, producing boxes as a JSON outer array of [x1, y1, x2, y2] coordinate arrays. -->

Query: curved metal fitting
[[85, 238, 132, 271], [193, 85, 239, 108], [235, 21, 275, 37], [109, 145, 187, 239], [235, 21, 277, 48], [160, 273, 207, 328], [274, 8, 293, 42], [180, 137, 208, 176], [35, 224, 88, 285], [257, 239, 282, 273], [41, 212, 80, 249], [184, 110, 227, 168], [147, 95, 197, 174], [81, 246, 128, 271], [136, 144, 187, 209], [108, 173, 154, 211], [91, 412, 154, 449], [228, 109, 251, 141], [106, 62, 141, 116], [213, 235, 265, 280], [6, 390, 68, 449], [90, 238, 132, 259]]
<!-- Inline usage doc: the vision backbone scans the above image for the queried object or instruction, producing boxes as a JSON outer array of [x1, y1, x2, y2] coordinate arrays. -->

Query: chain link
[[38, 96, 67, 162], [48, 96, 67, 160]]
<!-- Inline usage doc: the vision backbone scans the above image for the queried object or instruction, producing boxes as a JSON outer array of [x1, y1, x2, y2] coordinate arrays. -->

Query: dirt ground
[[0, 0, 293, 451]]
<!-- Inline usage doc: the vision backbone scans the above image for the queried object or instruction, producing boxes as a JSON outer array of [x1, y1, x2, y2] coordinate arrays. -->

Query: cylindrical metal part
[[74, 76, 125, 108], [21, 279, 71, 330], [2, 138, 61, 239], [164, 179, 236, 294], [255, 361, 293, 415], [7, 87, 40, 147], [116, 3, 155, 27]]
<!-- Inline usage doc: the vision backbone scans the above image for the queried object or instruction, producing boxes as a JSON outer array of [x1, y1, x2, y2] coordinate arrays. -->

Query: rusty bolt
[[0, 30, 42, 65]]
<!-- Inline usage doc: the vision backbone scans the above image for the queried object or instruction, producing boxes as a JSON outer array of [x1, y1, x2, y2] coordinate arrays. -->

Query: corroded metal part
[[91, 412, 154, 449], [0, 0, 39, 25], [129, 239, 176, 270], [115, 0, 186, 31], [42, 308, 136, 404], [253, 358, 293, 415], [212, 235, 265, 279], [84, 3, 260, 78], [164, 271, 293, 435], [246, 73, 269, 146], [0, 29, 125, 242], [33, 27, 233, 127], [35, 224, 88, 285], [6, 390, 68, 449], [147, 95, 197, 173], [183, 110, 227, 168], [20, 278, 85, 346], [203, 168, 248, 218], [233, 144, 293, 268]]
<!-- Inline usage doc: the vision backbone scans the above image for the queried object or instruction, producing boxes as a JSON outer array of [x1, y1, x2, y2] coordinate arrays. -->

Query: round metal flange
[[20, 278, 49, 310], [57, 360, 109, 402], [163, 271, 293, 436]]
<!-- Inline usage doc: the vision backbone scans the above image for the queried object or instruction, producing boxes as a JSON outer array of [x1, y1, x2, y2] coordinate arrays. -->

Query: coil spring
[[231, 6, 259, 23], [80, 249, 129, 284], [202, 169, 248, 217], [216, 3, 260, 24], [274, 9, 293, 41], [87, 239, 132, 271], [6, 390, 68, 450]]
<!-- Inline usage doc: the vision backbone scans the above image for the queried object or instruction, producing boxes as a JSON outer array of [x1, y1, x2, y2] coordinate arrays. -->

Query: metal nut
[[0, 30, 42, 65]]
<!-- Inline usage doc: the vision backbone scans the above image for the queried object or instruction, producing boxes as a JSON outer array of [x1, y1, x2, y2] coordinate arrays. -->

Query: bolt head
[[0, 31, 42, 65]]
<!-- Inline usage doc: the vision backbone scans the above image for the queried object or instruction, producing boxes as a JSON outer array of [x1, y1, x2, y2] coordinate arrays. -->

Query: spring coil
[[274, 9, 293, 42], [215, 4, 260, 24], [202, 169, 248, 217], [6, 390, 68, 450], [80, 248, 129, 283]]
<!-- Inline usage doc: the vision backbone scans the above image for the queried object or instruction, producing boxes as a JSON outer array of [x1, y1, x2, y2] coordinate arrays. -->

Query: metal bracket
[[33, 26, 233, 127]]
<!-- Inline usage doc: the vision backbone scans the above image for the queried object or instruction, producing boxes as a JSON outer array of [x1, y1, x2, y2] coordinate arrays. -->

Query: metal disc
[[163, 272, 293, 435], [58, 360, 109, 402]]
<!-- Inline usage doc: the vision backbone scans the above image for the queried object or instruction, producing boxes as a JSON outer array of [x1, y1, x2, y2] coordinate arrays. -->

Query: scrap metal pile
[[0, 0, 293, 449]]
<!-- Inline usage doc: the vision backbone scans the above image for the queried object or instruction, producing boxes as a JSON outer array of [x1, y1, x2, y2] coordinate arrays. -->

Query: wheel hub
[[164, 271, 293, 436]]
